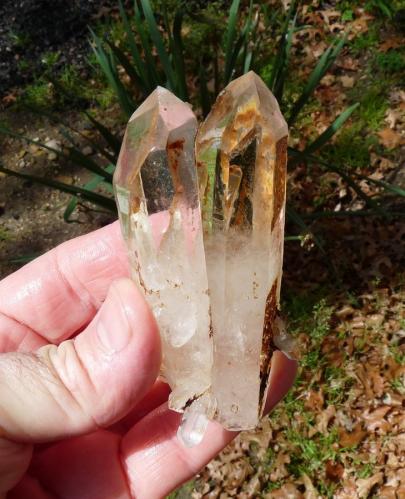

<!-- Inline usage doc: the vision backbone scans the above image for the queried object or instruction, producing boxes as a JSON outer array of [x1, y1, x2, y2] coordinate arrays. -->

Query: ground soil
[[0, 108, 115, 278], [0, 0, 119, 95]]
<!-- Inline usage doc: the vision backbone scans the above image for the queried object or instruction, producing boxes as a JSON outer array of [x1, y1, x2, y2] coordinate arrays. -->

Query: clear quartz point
[[196, 71, 289, 429], [113, 87, 213, 438], [177, 393, 212, 447], [114, 73, 291, 447]]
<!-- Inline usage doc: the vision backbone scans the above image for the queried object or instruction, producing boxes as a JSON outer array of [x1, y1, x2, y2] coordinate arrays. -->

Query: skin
[[0, 221, 297, 499]]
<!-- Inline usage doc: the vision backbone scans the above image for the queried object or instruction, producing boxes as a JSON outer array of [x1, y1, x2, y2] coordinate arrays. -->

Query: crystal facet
[[114, 72, 289, 445]]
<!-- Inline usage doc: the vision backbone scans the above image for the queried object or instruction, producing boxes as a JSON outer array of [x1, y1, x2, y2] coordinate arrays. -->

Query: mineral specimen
[[114, 72, 289, 446], [114, 87, 213, 428], [196, 71, 288, 430]]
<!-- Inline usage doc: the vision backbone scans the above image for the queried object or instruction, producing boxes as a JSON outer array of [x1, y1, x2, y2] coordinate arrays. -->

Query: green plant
[[41, 51, 61, 68], [287, 427, 341, 477], [358, 462, 374, 478], [375, 50, 405, 74], [90, 0, 256, 118], [21, 80, 52, 108], [8, 30, 31, 48], [17, 59, 31, 72], [365, 0, 395, 18], [390, 376, 405, 394], [0, 227, 11, 242], [1, 0, 404, 227]]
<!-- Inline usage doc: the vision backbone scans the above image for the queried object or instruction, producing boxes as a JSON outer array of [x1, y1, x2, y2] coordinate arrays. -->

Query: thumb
[[0, 278, 161, 443]]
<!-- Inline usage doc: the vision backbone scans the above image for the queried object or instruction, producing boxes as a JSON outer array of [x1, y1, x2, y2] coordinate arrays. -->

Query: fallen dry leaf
[[304, 389, 324, 411], [351, 11, 374, 34], [325, 460, 345, 482], [340, 75, 355, 88], [339, 423, 367, 447], [301, 473, 318, 498], [265, 482, 303, 498], [363, 406, 391, 433], [356, 471, 383, 498], [385, 108, 402, 129], [379, 37, 403, 52], [378, 127, 405, 149], [2, 93, 17, 105], [269, 452, 291, 481]]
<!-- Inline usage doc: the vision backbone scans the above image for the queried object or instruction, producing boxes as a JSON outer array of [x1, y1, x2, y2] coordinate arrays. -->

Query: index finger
[[0, 221, 129, 349]]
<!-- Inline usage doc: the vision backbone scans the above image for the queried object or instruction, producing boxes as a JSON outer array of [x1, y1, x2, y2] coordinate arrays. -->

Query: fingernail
[[97, 280, 133, 353]]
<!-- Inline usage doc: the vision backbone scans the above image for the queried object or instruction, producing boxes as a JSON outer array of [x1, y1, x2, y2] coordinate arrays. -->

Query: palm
[[0, 222, 297, 499]]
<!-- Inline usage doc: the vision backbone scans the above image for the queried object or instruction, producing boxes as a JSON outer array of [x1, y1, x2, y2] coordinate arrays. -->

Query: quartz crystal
[[114, 87, 213, 424], [114, 72, 289, 446], [196, 71, 288, 430]]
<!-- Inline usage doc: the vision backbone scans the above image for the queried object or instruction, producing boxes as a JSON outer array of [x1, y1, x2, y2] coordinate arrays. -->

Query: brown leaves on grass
[[339, 424, 367, 448], [191, 290, 405, 498], [326, 460, 345, 482], [377, 127, 405, 149]]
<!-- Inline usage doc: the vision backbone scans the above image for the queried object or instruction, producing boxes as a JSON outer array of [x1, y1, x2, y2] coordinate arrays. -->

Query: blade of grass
[[243, 49, 253, 73], [118, 0, 150, 91], [288, 35, 347, 126], [172, 9, 188, 99], [91, 29, 134, 118], [274, 11, 297, 102], [289, 146, 386, 213], [7, 254, 40, 265], [67, 148, 113, 182], [268, 0, 297, 92], [0, 126, 112, 181], [287, 205, 327, 256], [199, 62, 211, 117], [224, 0, 241, 84], [303, 103, 360, 155], [84, 112, 121, 157], [241, 0, 254, 74], [139, 0, 176, 90], [133, 0, 160, 88], [301, 209, 405, 220], [106, 39, 144, 89], [0, 164, 116, 212], [64, 165, 115, 222], [353, 173, 405, 198], [24, 105, 117, 164]]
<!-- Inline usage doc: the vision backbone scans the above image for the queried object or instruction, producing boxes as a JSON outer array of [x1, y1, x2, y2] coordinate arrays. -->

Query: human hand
[[0, 221, 297, 499]]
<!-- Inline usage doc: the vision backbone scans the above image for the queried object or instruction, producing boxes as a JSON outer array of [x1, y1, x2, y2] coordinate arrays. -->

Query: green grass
[[311, 299, 333, 341], [357, 86, 389, 131], [167, 480, 196, 498], [350, 25, 380, 54], [0, 227, 11, 241], [41, 51, 61, 68], [17, 58, 31, 73], [95, 86, 117, 109], [375, 49, 405, 74], [287, 427, 341, 476], [21, 80, 52, 108], [358, 462, 375, 479], [322, 76, 390, 168], [324, 366, 354, 404], [390, 376, 405, 394], [8, 30, 31, 48], [390, 343, 405, 365]]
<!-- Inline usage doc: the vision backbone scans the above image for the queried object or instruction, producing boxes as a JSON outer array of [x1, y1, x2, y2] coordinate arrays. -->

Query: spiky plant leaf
[[288, 35, 347, 126], [0, 164, 116, 212]]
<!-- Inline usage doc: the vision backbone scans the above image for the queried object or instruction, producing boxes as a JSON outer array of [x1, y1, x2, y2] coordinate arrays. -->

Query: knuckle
[[38, 341, 99, 430]]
